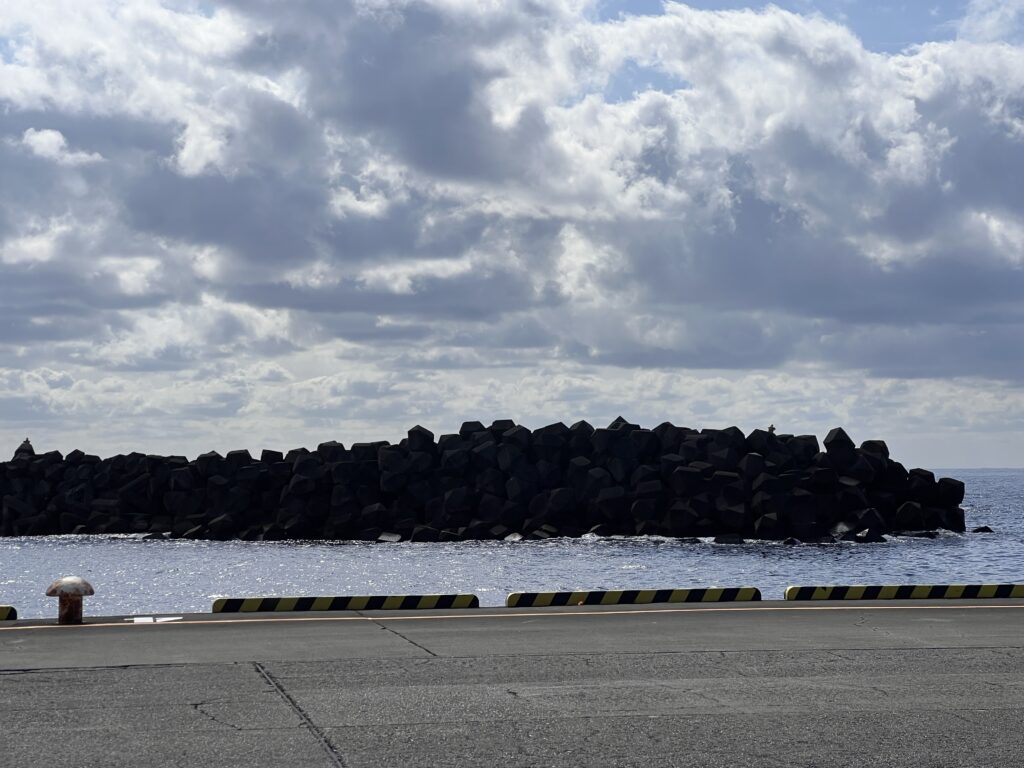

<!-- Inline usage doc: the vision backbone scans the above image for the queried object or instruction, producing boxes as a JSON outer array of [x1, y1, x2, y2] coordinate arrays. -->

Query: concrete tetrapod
[[45, 576, 95, 625]]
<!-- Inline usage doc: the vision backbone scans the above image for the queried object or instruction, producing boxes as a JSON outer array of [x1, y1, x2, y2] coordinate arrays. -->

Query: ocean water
[[1, 469, 1021, 619]]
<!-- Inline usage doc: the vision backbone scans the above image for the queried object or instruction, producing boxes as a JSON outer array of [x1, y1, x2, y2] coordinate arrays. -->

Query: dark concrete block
[[630, 498, 658, 522], [224, 450, 253, 473], [410, 524, 440, 542], [293, 455, 325, 480], [547, 487, 575, 517], [584, 468, 613, 498], [713, 533, 744, 544], [688, 460, 716, 477], [608, 415, 640, 432], [497, 444, 524, 473], [286, 474, 316, 497], [535, 421, 570, 440], [474, 467, 505, 497], [786, 434, 820, 464], [441, 449, 470, 474], [635, 519, 662, 536], [168, 467, 196, 492], [652, 422, 683, 454], [351, 442, 388, 462], [407, 451, 435, 474], [284, 447, 310, 463], [936, 477, 966, 507], [260, 449, 284, 464], [529, 523, 560, 540], [845, 455, 877, 484], [566, 455, 592, 487], [316, 441, 348, 463], [470, 441, 498, 470], [569, 420, 595, 436], [505, 475, 535, 504], [754, 512, 783, 539], [628, 429, 661, 460], [459, 420, 486, 438], [536, 459, 562, 489], [488, 419, 517, 437], [823, 427, 856, 467], [881, 460, 909, 491], [737, 452, 765, 481], [745, 428, 779, 457], [443, 486, 475, 516], [595, 485, 628, 518], [378, 447, 409, 474], [670, 466, 705, 496], [195, 451, 224, 479], [908, 468, 938, 504], [855, 507, 888, 535], [501, 425, 532, 450], [379, 471, 408, 495], [634, 479, 663, 498], [631, 464, 659, 489], [475, 493, 506, 523], [859, 439, 890, 460], [436, 434, 464, 452], [407, 425, 435, 452]]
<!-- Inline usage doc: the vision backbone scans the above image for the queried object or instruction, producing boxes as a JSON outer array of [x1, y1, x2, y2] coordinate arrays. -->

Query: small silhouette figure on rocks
[[14, 438, 34, 460], [767, 424, 776, 435]]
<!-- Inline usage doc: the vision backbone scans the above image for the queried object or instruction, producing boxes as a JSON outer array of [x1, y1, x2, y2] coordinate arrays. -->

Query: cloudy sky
[[2, 0, 1023, 468]]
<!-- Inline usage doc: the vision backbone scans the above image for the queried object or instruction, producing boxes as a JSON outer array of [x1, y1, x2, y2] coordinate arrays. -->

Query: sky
[[1, 0, 1023, 469]]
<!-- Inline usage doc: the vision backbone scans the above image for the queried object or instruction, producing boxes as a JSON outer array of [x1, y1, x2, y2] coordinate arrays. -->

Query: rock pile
[[0, 421, 966, 543]]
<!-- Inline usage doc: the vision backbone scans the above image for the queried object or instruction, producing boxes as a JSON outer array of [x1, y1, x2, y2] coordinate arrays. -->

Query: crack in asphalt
[[253, 661, 347, 768], [189, 701, 246, 731], [361, 614, 439, 657]]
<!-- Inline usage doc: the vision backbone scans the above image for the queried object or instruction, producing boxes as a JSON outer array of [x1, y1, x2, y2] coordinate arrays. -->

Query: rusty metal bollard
[[45, 576, 95, 625]]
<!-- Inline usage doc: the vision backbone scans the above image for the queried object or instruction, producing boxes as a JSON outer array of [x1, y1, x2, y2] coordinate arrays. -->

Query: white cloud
[[20, 128, 103, 165], [0, 1, 1023, 465], [0, 221, 68, 264], [958, 0, 1024, 43], [970, 210, 1024, 265]]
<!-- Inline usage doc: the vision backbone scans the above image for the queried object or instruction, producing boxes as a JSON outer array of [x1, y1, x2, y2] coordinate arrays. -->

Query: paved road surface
[[3, 601, 1023, 767]]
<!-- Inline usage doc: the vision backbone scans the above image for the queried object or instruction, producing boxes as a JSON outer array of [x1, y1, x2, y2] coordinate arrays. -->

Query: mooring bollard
[[45, 576, 95, 625]]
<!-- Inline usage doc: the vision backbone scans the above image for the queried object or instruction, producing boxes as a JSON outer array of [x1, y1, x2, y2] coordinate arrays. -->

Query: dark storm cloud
[[0, 110, 177, 163], [226, 0, 564, 182], [812, 322, 1024, 381], [635, 189, 1024, 328], [318, 199, 497, 266], [228, 264, 556, 322], [125, 165, 324, 268]]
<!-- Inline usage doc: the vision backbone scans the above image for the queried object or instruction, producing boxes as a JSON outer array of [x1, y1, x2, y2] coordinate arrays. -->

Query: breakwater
[[0, 420, 965, 542]]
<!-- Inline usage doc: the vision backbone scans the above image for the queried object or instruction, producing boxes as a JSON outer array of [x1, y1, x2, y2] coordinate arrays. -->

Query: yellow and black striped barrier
[[506, 587, 762, 608], [212, 594, 480, 613], [785, 584, 1024, 601], [0, 606, 17, 621]]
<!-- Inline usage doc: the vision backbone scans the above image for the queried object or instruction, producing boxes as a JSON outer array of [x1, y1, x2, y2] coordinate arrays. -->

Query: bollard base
[[58, 594, 83, 625]]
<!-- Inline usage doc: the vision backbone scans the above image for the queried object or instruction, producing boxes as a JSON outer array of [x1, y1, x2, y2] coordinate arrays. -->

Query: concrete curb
[[506, 587, 762, 607], [212, 594, 480, 612], [785, 584, 1024, 600]]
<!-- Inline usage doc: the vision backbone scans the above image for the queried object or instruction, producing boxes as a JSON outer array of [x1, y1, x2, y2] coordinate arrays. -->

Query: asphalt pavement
[[2, 601, 1023, 767]]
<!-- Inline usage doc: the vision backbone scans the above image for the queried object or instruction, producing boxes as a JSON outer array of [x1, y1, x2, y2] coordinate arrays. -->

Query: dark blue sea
[[2, 469, 1021, 619]]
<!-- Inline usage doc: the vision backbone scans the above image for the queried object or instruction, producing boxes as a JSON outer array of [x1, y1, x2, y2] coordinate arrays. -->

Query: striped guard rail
[[506, 587, 762, 608], [212, 594, 480, 613], [785, 584, 1024, 601], [0, 605, 16, 621]]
